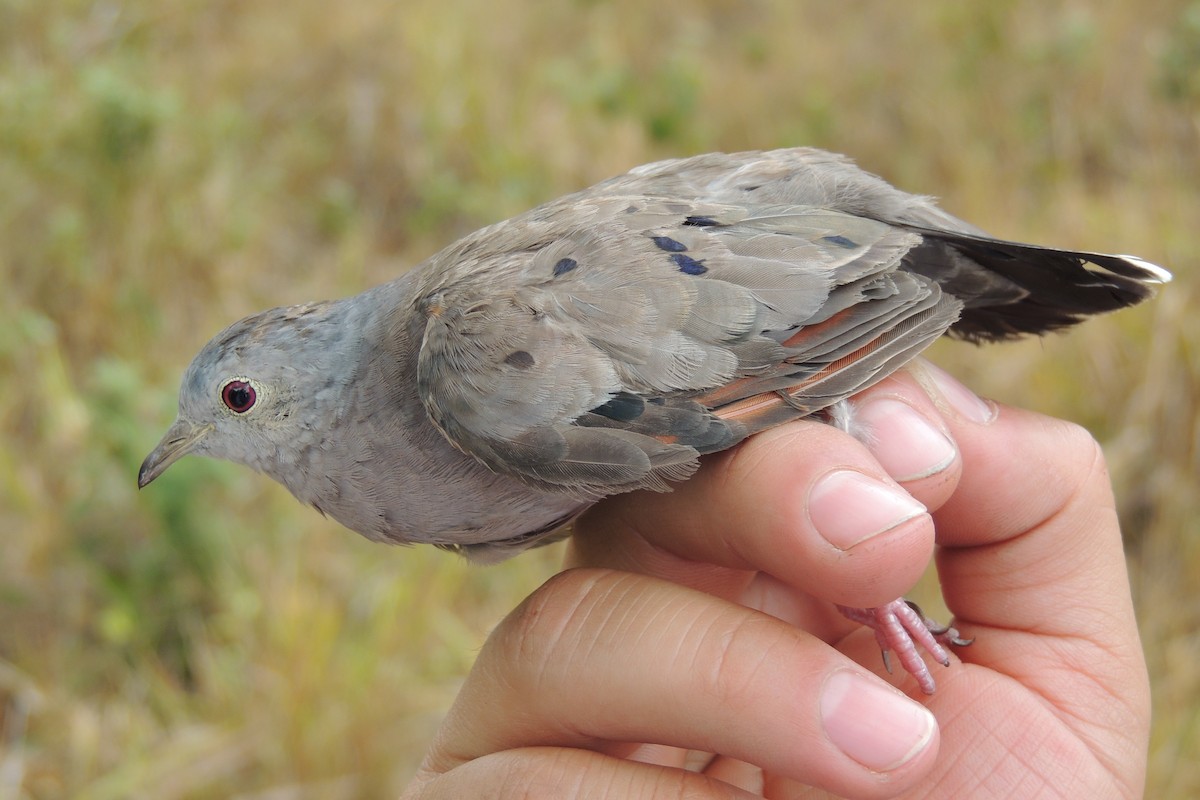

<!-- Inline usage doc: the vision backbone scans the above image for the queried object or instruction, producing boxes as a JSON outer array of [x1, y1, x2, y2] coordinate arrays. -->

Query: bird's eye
[[221, 379, 257, 413]]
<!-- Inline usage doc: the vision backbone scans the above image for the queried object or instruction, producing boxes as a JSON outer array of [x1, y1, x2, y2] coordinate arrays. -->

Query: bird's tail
[[900, 226, 1172, 342]]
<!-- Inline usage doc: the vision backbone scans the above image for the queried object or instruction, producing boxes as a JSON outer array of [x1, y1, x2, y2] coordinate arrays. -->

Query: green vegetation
[[2, 1, 1197, 795]]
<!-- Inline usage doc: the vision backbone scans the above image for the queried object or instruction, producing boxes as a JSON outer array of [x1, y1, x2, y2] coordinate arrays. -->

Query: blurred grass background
[[1, 0, 1197, 796]]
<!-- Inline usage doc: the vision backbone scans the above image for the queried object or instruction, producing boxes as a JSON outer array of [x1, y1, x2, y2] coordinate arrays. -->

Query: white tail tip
[[1115, 254, 1173, 283]]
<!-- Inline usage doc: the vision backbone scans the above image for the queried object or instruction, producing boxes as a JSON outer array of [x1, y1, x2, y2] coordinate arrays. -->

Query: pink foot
[[836, 600, 973, 694]]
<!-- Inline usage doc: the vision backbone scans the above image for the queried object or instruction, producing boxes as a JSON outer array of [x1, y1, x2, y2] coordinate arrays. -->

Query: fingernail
[[820, 670, 936, 772], [855, 399, 957, 482], [808, 471, 927, 550], [919, 362, 996, 424]]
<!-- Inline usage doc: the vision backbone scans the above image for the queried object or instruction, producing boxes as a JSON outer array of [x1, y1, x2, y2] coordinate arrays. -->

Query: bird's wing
[[413, 196, 959, 495]]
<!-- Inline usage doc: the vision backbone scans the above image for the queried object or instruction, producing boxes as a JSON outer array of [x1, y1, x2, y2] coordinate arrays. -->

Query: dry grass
[[1, 0, 1197, 796]]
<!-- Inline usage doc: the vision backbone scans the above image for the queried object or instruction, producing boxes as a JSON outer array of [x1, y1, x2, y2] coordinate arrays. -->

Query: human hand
[[401, 360, 1150, 799]]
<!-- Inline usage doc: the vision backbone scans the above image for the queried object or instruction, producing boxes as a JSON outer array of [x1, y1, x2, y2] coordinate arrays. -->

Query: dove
[[139, 147, 1169, 693]]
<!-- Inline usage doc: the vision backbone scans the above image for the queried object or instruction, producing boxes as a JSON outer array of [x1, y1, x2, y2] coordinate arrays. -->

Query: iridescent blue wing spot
[[672, 253, 708, 275], [651, 236, 689, 253]]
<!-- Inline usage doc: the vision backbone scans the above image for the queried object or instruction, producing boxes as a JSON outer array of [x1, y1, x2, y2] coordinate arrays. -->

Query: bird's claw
[[906, 600, 974, 648], [837, 599, 972, 694]]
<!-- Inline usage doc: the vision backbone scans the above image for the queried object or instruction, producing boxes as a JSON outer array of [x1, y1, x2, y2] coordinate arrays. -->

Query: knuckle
[[1051, 417, 1104, 459], [696, 610, 788, 707], [493, 568, 617, 684], [1046, 416, 1109, 483], [489, 750, 579, 800]]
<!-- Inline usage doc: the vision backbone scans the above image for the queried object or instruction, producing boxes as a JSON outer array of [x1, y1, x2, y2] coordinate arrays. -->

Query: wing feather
[[415, 196, 952, 493], [411, 147, 1164, 495]]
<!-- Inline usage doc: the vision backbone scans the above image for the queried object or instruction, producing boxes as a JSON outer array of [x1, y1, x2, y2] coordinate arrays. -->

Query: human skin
[[401, 361, 1151, 799]]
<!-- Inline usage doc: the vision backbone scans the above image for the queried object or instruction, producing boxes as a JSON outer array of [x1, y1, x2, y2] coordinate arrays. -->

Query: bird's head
[[139, 302, 343, 488]]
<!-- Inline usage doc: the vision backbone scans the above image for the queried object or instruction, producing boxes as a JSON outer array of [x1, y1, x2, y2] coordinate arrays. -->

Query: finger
[[406, 747, 759, 800], [847, 361, 967, 511], [420, 569, 940, 798], [945, 416, 1144, 669], [600, 744, 773, 795], [573, 417, 937, 613], [915, 363, 1141, 648], [892, 361, 1151, 792], [877, 363, 1145, 699]]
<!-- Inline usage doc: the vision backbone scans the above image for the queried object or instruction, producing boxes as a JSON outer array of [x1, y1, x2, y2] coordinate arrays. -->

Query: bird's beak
[[137, 419, 212, 488]]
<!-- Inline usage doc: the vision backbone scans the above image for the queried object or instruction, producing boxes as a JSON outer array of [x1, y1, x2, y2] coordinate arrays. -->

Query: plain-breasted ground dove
[[139, 148, 1169, 693]]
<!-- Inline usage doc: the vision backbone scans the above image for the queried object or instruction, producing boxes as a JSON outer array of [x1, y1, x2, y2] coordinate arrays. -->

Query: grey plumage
[[141, 147, 1169, 561]]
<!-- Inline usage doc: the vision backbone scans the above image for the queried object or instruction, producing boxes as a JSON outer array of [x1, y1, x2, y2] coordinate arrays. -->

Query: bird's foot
[[836, 599, 973, 695]]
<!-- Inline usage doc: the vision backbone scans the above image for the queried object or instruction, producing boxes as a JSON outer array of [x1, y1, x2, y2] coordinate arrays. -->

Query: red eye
[[221, 380, 257, 413]]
